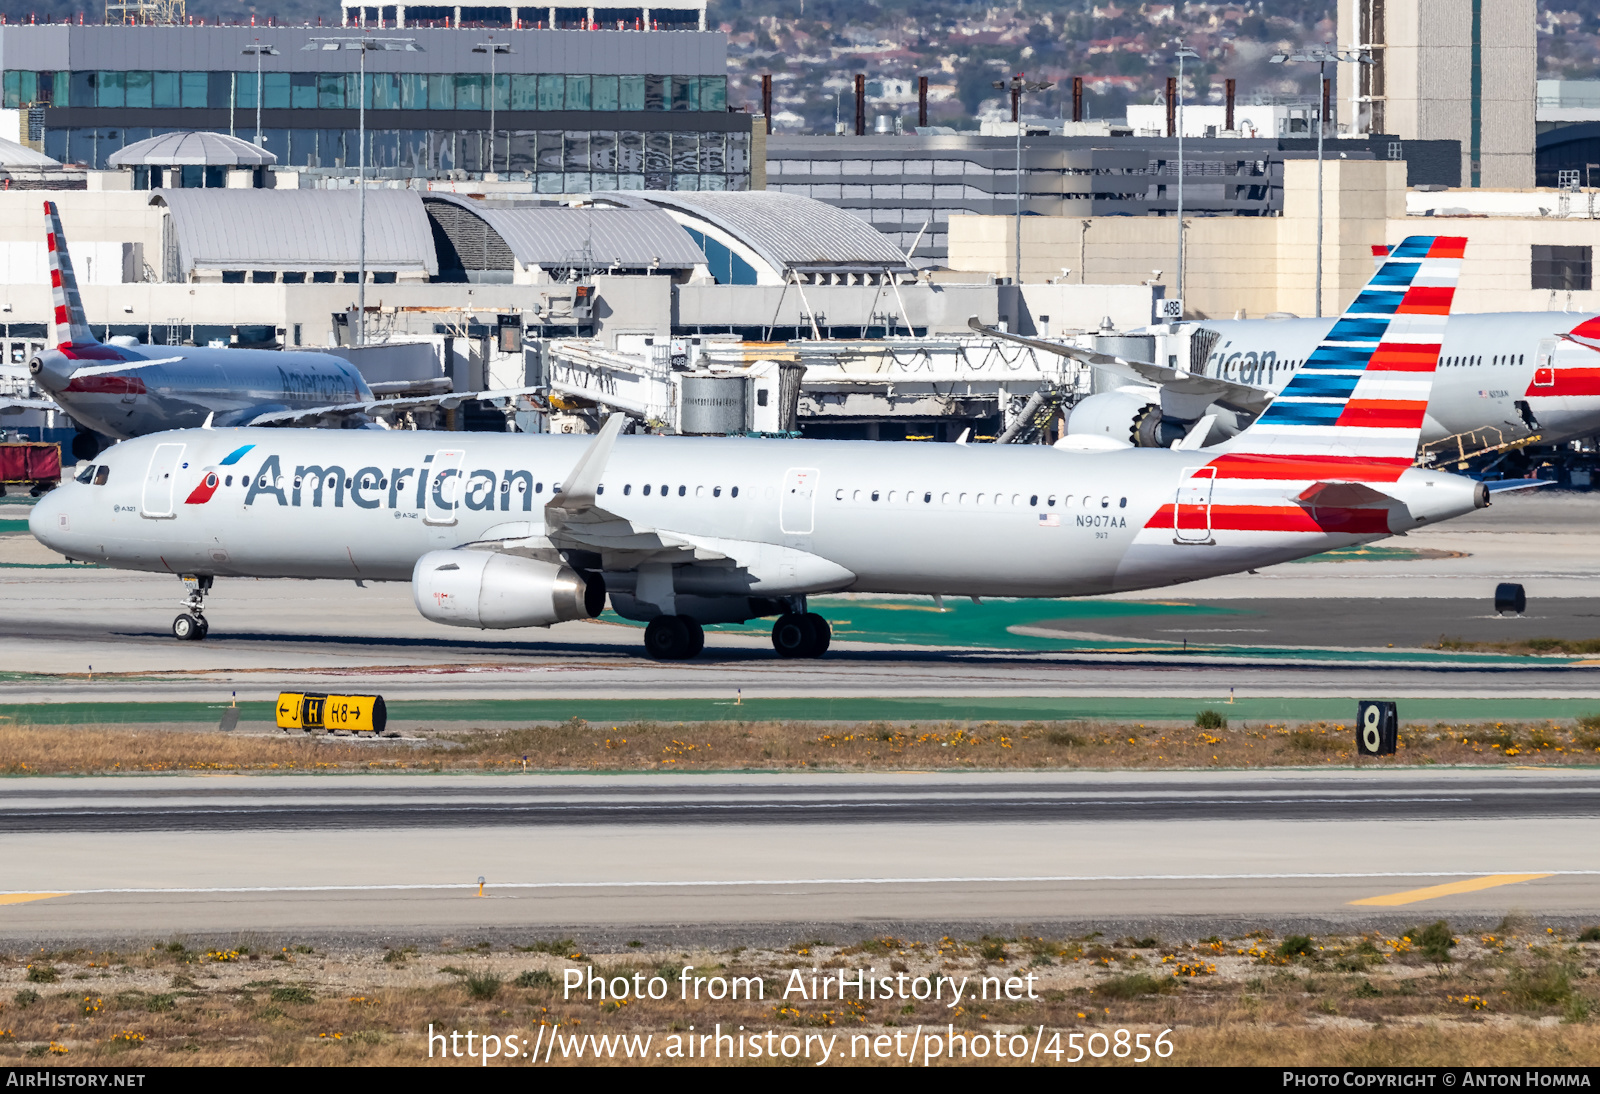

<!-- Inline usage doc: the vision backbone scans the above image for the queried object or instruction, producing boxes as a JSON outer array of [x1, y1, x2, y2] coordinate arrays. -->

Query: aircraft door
[[1534, 339, 1557, 388], [424, 448, 466, 526], [139, 442, 185, 519], [779, 467, 819, 535], [1173, 466, 1216, 544]]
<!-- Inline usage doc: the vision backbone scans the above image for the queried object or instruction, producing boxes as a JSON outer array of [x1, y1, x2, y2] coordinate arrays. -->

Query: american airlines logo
[[240, 454, 542, 513]]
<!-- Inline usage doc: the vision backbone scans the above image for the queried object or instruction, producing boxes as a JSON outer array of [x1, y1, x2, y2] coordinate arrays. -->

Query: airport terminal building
[[0, 23, 751, 190]]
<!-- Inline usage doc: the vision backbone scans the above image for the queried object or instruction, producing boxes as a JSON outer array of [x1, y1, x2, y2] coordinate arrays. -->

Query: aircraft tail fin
[[44, 201, 97, 349], [1217, 235, 1465, 467]]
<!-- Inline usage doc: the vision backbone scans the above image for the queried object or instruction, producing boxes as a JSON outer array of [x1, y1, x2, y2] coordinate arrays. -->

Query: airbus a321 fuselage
[[31, 236, 1488, 660]]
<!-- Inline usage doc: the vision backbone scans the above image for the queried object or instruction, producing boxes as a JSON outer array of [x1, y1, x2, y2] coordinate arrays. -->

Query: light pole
[[1270, 47, 1373, 318], [304, 36, 421, 346], [472, 38, 513, 176], [992, 73, 1052, 286], [240, 41, 279, 149], [1172, 44, 1197, 320]]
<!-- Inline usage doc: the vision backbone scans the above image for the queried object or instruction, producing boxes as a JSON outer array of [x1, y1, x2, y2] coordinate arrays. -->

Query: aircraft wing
[[966, 317, 1273, 414], [0, 395, 58, 413], [475, 416, 856, 591], [246, 385, 547, 428]]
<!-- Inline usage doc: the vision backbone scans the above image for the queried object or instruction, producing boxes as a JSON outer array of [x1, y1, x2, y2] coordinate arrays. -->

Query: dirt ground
[[0, 923, 1598, 1066], [0, 716, 1597, 774]]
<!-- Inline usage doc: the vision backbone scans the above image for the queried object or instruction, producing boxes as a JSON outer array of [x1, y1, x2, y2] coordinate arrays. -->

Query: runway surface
[[4, 491, 1600, 713], [0, 769, 1595, 939]]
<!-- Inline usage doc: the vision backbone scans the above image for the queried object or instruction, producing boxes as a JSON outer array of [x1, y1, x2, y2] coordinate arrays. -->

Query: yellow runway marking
[[0, 893, 67, 906], [1349, 873, 1553, 907]]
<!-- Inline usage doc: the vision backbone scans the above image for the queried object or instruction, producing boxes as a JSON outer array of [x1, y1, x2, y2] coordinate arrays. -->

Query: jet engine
[[1065, 389, 1187, 448], [412, 550, 603, 629]]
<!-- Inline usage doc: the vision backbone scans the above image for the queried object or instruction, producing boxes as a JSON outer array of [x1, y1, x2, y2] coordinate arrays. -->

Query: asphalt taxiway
[[0, 768, 1593, 939]]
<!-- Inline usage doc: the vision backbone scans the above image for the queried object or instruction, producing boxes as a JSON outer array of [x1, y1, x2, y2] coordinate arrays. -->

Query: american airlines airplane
[[19, 203, 534, 460], [31, 235, 1488, 660], [978, 310, 1600, 457]]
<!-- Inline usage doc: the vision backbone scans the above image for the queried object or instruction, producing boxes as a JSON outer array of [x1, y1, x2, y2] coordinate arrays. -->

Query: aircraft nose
[[28, 487, 70, 550]]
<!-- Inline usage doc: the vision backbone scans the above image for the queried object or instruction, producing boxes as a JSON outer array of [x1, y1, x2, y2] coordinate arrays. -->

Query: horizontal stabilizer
[[1296, 481, 1401, 509]]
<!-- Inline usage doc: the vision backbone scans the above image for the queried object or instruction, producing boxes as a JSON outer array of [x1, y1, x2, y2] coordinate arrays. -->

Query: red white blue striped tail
[[44, 201, 97, 350], [1219, 235, 1465, 465]]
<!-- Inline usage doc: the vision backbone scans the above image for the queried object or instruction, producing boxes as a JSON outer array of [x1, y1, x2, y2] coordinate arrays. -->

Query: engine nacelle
[[1066, 389, 1186, 448], [412, 550, 602, 629]]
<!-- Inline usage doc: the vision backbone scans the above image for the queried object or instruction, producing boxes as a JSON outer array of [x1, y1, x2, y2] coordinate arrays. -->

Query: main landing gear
[[172, 574, 212, 641], [643, 615, 705, 661], [771, 612, 831, 659]]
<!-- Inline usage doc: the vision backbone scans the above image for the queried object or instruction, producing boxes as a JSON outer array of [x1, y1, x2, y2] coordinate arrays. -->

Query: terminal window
[[1532, 245, 1592, 291]]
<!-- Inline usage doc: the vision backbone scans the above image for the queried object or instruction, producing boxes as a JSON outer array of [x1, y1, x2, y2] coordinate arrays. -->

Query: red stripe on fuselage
[[63, 374, 145, 395], [184, 472, 219, 505], [1145, 503, 1391, 535], [1205, 453, 1413, 483], [1526, 368, 1600, 398]]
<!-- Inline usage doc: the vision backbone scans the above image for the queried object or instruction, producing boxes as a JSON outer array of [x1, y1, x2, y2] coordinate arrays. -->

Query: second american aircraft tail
[[29, 235, 1486, 660]]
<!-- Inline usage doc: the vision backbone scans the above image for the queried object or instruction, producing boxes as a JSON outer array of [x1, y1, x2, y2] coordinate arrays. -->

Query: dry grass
[[2, 925, 1599, 1066], [1434, 636, 1600, 655], [1, 717, 1599, 774]]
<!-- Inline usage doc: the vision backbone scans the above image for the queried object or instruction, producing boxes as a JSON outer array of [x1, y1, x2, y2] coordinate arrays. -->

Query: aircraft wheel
[[679, 616, 705, 658], [771, 612, 815, 658], [802, 612, 831, 657], [195, 616, 210, 640], [643, 615, 693, 661], [173, 613, 204, 641]]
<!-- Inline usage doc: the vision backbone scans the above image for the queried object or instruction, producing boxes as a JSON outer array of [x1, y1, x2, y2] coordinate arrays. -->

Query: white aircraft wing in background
[[967, 316, 1274, 414], [247, 384, 549, 428]]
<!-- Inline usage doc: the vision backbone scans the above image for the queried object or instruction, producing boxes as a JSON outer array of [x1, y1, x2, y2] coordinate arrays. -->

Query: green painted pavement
[[6, 696, 1600, 726], [0, 519, 31, 534], [610, 597, 1582, 666]]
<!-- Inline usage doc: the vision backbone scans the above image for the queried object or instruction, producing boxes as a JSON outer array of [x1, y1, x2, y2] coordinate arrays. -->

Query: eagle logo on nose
[[184, 470, 221, 505]]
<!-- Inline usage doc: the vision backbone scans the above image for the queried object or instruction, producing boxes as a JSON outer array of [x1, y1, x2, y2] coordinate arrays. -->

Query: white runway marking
[[6, 869, 1595, 898]]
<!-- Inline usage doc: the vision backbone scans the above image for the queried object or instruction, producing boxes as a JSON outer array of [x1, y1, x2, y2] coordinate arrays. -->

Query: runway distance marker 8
[[1356, 700, 1399, 756]]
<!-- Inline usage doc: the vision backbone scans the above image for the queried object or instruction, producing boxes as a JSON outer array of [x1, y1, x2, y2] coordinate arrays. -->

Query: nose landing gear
[[173, 574, 213, 641]]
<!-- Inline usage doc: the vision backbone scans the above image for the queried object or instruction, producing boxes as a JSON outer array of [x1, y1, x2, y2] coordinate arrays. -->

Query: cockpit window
[[93, 465, 110, 486], [74, 464, 95, 484]]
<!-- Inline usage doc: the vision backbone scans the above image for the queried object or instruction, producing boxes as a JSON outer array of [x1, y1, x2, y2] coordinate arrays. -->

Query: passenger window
[[1029, 494, 1038, 506], [1047, 496, 1056, 507], [923, 492, 932, 503], [644, 484, 652, 495], [941, 492, 951, 503], [1062, 495, 1073, 507], [661, 484, 668, 495], [623, 484, 632, 495], [835, 489, 844, 501], [852, 489, 862, 501], [695, 486, 704, 497], [713, 486, 721, 497], [74, 464, 95, 484], [225, 475, 233, 487], [678, 485, 686, 497], [1101, 496, 1110, 508], [535, 483, 544, 493], [731, 486, 739, 498], [958, 493, 968, 504], [975, 493, 985, 504], [1119, 497, 1127, 508], [871, 490, 879, 502], [887, 491, 897, 502]]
